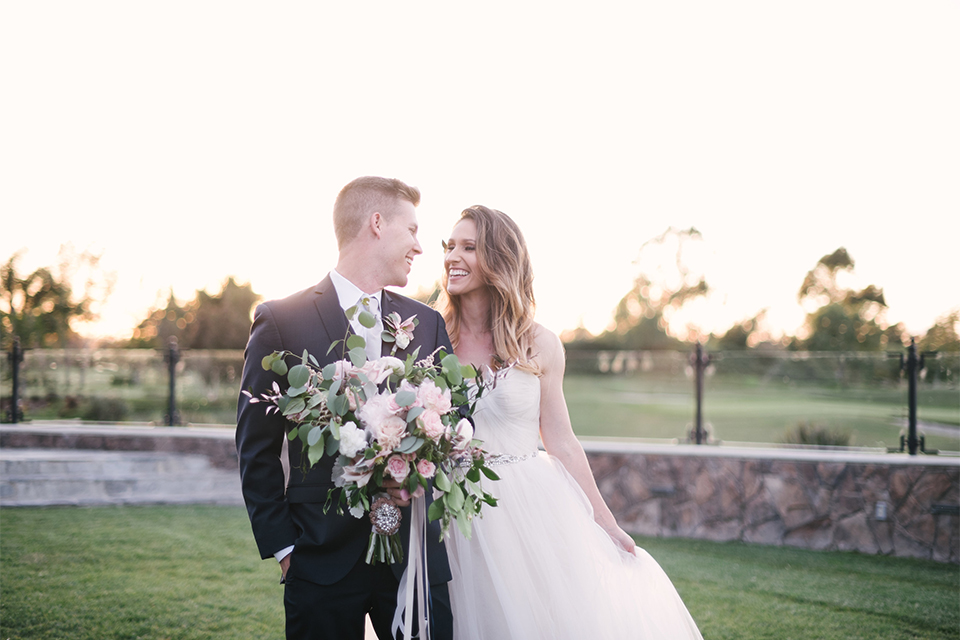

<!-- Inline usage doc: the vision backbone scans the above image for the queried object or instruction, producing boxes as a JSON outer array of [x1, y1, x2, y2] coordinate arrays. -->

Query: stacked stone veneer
[[3, 424, 957, 562], [584, 442, 960, 563]]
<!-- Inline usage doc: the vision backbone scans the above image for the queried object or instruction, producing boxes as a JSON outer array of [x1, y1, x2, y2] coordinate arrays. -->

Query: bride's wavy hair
[[438, 205, 540, 375]]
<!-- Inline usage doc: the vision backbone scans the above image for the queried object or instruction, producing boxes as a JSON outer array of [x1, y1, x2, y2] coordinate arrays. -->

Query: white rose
[[338, 421, 367, 459]]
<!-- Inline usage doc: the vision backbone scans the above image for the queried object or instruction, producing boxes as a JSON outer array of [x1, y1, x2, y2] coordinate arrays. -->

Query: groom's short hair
[[333, 176, 421, 248]]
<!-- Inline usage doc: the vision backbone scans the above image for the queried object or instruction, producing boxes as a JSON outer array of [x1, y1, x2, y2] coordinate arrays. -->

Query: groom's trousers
[[283, 553, 453, 640]]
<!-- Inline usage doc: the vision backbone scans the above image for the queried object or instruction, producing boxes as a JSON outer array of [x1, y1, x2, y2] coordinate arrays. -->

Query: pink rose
[[385, 455, 410, 483], [416, 459, 436, 479], [332, 359, 355, 381], [357, 359, 392, 385], [358, 393, 400, 436], [376, 415, 407, 451], [417, 409, 446, 443], [417, 379, 452, 414]]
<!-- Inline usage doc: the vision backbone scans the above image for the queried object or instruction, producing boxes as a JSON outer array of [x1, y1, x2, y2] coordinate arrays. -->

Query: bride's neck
[[457, 290, 493, 339]]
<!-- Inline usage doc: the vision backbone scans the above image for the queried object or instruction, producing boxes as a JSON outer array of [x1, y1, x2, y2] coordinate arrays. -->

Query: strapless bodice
[[471, 368, 541, 456]]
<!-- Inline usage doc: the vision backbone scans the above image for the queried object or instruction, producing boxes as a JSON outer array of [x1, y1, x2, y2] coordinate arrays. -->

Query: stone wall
[[584, 440, 960, 563], [0, 424, 238, 469], [3, 424, 957, 562]]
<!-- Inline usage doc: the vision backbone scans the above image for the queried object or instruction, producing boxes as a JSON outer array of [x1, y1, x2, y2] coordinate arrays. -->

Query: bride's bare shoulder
[[531, 323, 564, 367]]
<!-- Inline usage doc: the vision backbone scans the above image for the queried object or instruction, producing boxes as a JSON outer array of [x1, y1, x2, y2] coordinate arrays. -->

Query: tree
[[919, 311, 959, 353], [567, 227, 708, 350], [791, 247, 903, 351], [128, 278, 260, 349], [0, 246, 114, 349], [709, 311, 768, 351]]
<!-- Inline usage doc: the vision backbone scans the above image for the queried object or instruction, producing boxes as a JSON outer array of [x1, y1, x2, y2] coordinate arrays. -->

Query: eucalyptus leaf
[[346, 334, 366, 351], [358, 309, 377, 329], [271, 359, 289, 376], [287, 385, 309, 397], [329, 420, 340, 439], [381, 332, 396, 343], [328, 378, 342, 398], [461, 364, 478, 379], [348, 347, 367, 368], [288, 364, 310, 388], [330, 393, 350, 416], [287, 426, 299, 441], [396, 436, 425, 454], [307, 425, 323, 446], [309, 354, 319, 367], [322, 363, 338, 380], [395, 390, 417, 407], [277, 396, 290, 414], [345, 304, 359, 320], [283, 398, 306, 416], [405, 406, 425, 424], [307, 445, 323, 467], [306, 394, 325, 410], [261, 354, 275, 371], [325, 433, 340, 456]]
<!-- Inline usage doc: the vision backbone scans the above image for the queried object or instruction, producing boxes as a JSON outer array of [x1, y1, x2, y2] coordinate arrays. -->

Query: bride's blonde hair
[[438, 205, 540, 375]]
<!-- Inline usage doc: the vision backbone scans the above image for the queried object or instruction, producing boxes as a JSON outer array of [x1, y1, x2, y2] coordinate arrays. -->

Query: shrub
[[80, 397, 130, 422], [780, 421, 851, 447]]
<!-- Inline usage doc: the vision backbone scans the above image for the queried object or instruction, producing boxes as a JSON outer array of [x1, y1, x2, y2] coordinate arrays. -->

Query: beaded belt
[[484, 452, 537, 466]]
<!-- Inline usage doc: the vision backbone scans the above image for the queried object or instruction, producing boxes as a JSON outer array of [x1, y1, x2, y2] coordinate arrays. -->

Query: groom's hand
[[382, 479, 411, 507], [279, 554, 291, 582]]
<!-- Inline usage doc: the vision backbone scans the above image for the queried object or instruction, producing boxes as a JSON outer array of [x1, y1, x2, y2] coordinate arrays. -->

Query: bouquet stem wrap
[[392, 496, 429, 640]]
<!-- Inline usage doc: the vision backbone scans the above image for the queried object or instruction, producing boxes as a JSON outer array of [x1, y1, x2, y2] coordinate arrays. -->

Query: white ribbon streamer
[[392, 496, 430, 639]]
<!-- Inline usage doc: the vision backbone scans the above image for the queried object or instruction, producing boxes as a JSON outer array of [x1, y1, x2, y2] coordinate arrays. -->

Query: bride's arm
[[535, 326, 636, 553]]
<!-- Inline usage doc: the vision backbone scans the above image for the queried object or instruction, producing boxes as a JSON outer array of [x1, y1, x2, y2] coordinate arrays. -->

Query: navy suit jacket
[[236, 274, 453, 586]]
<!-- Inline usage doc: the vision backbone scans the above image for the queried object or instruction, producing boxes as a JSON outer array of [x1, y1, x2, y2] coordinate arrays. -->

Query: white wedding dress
[[446, 369, 703, 639]]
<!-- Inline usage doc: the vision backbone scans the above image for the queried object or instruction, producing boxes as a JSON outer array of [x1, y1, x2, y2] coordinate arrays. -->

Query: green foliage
[[0, 246, 114, 349], [567, 227, 708, 351], [920, 310, 960, 353], [793, 248, 903, 351], [79, 396, 130, 422], [128, 277, 260, 349], [779, 421, 852, 447]]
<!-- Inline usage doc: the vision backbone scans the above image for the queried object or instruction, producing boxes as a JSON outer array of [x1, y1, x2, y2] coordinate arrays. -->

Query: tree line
[[1, 239, 957, 354]]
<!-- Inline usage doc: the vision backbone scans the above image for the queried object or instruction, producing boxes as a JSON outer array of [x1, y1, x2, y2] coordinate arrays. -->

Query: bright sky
[[2, 2, 957, 343]]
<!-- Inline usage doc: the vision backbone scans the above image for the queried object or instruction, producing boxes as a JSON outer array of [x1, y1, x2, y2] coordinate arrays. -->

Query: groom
[[236, 176, 454, 640]]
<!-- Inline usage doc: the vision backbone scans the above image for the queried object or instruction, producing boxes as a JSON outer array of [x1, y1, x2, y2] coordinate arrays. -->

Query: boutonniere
[[381, 312, 418, 355]]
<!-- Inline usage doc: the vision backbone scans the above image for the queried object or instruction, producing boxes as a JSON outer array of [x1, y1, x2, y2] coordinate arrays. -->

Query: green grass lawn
[[564, 373, 960, 452], [1, 505, 957, 639]]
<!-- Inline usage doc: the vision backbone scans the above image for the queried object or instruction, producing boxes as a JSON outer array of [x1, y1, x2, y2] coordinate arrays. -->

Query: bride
[[437, 205, 703, 639]]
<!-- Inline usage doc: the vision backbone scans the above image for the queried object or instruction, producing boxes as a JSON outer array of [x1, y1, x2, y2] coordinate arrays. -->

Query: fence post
[[164, 338, 180, 426], [691, 341, 710, 445], [7, 336, 24, 423], [890, 339, 939, 455]]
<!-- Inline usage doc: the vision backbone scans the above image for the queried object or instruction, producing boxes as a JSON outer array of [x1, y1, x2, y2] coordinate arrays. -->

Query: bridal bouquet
[[243, 308, 500, 565]]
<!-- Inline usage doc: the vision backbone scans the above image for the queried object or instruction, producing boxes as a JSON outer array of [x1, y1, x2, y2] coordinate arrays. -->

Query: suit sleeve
[[236, 303, 299, 560]]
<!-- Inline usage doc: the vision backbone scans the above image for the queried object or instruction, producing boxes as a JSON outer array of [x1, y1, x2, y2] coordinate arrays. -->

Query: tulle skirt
[[446, 452, 703, 640]]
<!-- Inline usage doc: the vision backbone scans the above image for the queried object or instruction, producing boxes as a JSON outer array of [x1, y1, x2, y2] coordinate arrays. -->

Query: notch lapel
[[313, 275, 351, 350]]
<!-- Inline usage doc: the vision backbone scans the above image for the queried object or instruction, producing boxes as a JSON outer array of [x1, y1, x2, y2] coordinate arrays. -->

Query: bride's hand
[[602, 522, 636, 553]]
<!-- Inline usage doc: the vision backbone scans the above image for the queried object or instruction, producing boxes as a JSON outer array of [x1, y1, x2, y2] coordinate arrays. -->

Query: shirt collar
[[330, 269, 382, 313]]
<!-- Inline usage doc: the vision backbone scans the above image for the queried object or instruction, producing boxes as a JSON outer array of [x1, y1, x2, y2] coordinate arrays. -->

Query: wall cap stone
[[579, 436, 960, 467]]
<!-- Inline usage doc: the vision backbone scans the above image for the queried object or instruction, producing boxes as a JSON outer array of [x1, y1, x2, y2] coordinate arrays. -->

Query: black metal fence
[[3, 338, 958, 454]]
